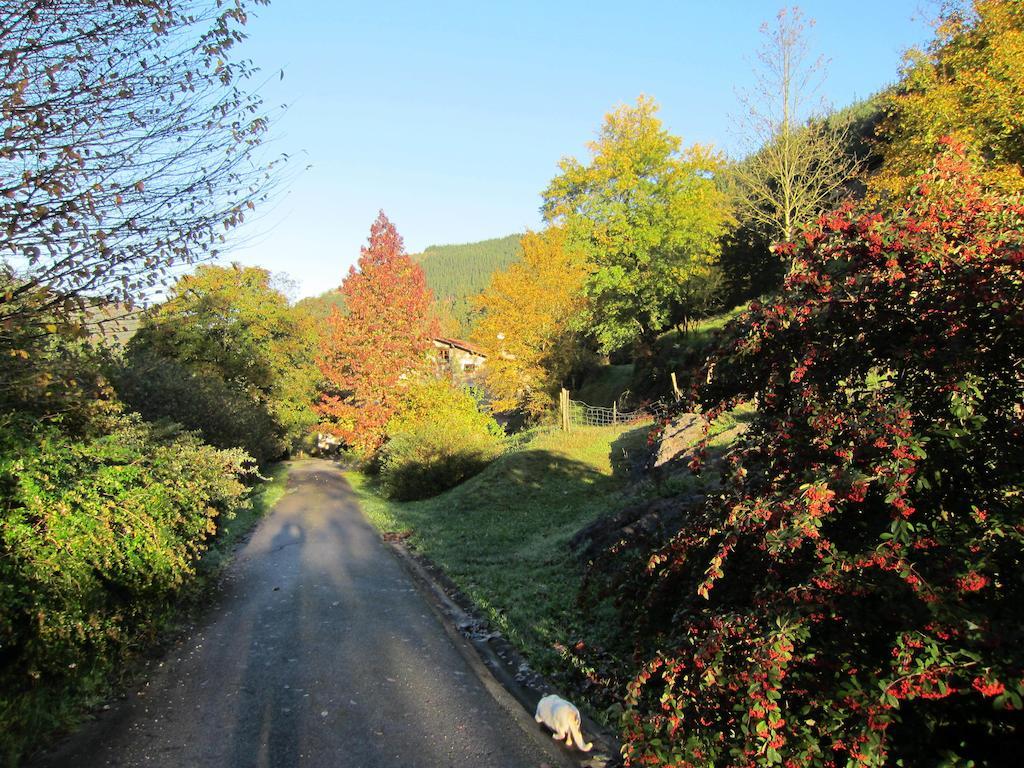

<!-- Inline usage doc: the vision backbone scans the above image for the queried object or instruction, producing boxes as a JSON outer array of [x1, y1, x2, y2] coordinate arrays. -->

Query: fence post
[[670, 371, 682, 401], [612, 401, 617, 425], [560, 388, 569, 431]]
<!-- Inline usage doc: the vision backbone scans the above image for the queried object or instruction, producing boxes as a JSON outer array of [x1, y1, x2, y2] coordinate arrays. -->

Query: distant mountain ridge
[[299, 234, 523, 334], [410, 234, 522, 334], [411, 233, 522, 295]]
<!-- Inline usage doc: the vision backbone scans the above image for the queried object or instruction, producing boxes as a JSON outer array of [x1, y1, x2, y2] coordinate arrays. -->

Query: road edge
[[383, 537, 622, 768]]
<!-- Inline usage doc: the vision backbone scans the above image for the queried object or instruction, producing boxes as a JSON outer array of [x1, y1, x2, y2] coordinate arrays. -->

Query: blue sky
[[231, 1, 935, 298]]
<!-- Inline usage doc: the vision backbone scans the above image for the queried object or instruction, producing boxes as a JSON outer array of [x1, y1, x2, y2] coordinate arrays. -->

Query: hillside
[[298, 234, 522, 336], [412, 234, 522, 335], [348, 424, 649, 685], [294, 288, 345, 323]]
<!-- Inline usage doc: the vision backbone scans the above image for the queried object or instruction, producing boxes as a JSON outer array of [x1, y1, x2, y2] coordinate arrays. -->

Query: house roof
[[432, 336, 488, 357]]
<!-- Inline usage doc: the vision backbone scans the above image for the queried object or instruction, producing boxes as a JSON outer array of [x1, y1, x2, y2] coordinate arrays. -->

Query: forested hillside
[[299, 234, 521, 335], [412, 234, 522, 334]]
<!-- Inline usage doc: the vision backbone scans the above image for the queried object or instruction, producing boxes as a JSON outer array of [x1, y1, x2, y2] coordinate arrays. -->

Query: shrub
[[616, 141, 1024, 767], [112, 348, 286, 464], [379, 380, 503, 500], [0, 412, 254, 761]]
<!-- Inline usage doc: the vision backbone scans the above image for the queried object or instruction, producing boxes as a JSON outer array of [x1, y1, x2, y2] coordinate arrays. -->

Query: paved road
[[35, 460, 569, 768]]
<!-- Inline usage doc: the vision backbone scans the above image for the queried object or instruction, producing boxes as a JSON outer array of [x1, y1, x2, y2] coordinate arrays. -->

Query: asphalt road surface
[[34, 459, 571, 768]]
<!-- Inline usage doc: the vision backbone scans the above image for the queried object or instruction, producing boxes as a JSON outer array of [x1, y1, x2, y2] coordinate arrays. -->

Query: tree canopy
[[731, 8, 858, 248], [0, 0, 279, 343], [542, 96, 731, 354], [470, 228, 589, 416], [117, 263, 318, 462], [316, 212, 437, 457], [873, 0, 1024, 198]]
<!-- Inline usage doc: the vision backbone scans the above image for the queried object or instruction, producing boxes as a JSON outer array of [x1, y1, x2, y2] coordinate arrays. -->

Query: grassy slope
[[574, 305, 749, 405], [349, 425, 649, 673], [654, 304, 746, 361]]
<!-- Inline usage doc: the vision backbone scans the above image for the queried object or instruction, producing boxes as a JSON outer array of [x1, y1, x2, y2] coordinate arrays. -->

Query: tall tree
[[118, 264, 319, 462], [733, 7, 857, 247], [316, 212, 436, 457], [0, 0, 279, 344], [470, 227, 589, 416], [542, 96, 730, 354], [873, 0, 1024, 198]]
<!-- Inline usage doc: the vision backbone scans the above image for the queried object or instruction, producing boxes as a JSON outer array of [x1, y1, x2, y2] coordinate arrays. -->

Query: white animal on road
[[534, 694, 593, 752]]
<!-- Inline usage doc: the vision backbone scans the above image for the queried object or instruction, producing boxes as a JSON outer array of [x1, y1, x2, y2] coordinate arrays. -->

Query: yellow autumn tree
[[872, 0, 1024, 198], [470, 228, 588, 417]]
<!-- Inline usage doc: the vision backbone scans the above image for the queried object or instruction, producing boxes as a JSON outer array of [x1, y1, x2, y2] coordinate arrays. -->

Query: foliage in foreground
[[615, 143, 1024, 766], [379, 380, 504, 500], [0, 0, 277, 340], [0, 412, 255, 762]]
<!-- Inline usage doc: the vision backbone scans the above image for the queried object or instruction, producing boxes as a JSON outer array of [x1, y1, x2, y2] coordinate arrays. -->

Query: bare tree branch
[[0, 0, 283, 342], [732, 6, 858, 248]]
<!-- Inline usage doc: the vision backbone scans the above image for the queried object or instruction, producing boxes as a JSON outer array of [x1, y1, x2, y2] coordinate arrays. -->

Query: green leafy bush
[[0, 413, 254, 761], [379, 380, 503, 500], [112, 264, 319, 464], [112, 348, 286, 464]]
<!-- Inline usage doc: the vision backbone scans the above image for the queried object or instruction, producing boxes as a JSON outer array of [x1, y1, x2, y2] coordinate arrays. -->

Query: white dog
[[534, 694, 593, 752]]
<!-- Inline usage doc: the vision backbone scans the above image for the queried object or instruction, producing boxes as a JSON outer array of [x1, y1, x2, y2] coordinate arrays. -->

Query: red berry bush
[[620, 142, 1024, 767]]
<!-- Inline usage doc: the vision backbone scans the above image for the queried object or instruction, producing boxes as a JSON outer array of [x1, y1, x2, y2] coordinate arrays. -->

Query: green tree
[[117, 264, 318, 462], [379, 379, 503, 500], [542, 96, 730, 354]]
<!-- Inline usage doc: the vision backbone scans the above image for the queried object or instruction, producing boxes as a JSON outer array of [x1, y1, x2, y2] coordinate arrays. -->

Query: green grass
[[348, 425, 648, 675], [656, 304, 746, 361], [200, 461, 292, 576]]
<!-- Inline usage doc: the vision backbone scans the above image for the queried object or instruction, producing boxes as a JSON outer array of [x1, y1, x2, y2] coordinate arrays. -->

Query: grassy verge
[[574, 363, 635, 406], [348, 425, 649, 681], [199, 461, 292, 576]]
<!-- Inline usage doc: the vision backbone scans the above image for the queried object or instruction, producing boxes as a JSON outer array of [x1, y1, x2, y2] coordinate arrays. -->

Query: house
[[432, 337, 487, 383]]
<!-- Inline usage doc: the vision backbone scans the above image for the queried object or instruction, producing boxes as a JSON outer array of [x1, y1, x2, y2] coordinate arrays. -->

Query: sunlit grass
[[348, 425, 648, 674]]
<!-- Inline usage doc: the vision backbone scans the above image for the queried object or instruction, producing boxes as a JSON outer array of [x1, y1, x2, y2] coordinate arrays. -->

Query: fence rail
[[560, 388, 667, 429]]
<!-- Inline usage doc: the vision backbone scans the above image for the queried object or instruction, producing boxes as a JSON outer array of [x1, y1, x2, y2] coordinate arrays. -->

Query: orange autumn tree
[[316, 212, 437, 456], [470, 227, 589, 416]]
